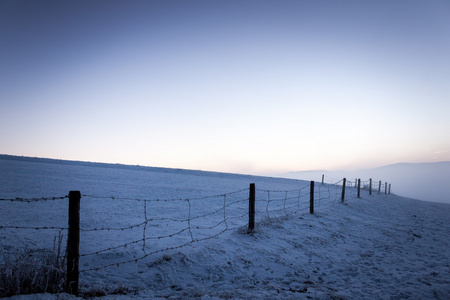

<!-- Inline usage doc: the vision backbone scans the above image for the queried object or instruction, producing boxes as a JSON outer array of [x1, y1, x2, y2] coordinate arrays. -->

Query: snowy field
[[1, 156, 450, 299]]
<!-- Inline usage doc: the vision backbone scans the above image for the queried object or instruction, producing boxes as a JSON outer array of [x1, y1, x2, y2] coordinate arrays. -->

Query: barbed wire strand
[[0, 225, 68, 230], [82, 188, 248, 203], [80, 227, 190, 257], [0, 196, 67, 202]]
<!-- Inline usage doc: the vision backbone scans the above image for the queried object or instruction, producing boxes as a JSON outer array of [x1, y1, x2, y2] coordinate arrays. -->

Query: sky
[[1, 0, 450, 175]]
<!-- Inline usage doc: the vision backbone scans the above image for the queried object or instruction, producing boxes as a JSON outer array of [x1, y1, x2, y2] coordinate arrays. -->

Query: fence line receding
[[0, 176, 391, 296]]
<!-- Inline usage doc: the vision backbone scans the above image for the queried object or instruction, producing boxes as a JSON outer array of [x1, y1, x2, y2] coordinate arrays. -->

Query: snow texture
[[1, 157, 449, 299]]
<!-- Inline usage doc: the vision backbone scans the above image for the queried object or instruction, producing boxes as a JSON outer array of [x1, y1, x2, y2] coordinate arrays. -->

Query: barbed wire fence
[[77, 188, 250, 273], [0, 176, 391, 295]]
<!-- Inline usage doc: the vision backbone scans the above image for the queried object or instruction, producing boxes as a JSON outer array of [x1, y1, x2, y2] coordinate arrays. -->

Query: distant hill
[[0, 154, 301, 187], [2, 154, 448, 203], [283, 162, 450, 204]]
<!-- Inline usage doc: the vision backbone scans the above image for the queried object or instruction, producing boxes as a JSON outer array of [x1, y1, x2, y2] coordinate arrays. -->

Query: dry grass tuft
[[0, 232, 66, 297]]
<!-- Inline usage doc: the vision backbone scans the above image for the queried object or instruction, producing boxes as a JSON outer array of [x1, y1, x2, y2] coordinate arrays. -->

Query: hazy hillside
[[284, 162, 450, 204]]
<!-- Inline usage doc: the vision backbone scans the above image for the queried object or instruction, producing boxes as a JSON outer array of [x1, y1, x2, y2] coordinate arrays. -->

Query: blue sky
[[1, 0, 450, 174]]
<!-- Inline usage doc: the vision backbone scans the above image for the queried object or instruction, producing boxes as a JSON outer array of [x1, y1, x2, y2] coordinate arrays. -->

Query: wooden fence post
[[321, 174, 324, 185], [389, 184, 391, 194], [369, 178, 372, 195], [385, 182, 387, 194], [66, 191, 80, 296], [378, 180, 381, 194], [357, 178, 361, 198], [248, 183, 255, 233], [341, 178, 346, 202], [310, 181, 314, 214]]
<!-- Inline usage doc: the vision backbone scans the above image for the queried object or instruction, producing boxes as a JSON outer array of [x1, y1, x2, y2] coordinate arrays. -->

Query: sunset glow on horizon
[[1, 0, 450, 175]]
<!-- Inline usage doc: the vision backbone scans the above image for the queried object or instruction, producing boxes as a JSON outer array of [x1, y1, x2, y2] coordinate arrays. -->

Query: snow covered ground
[[1, 156, 450, 299]]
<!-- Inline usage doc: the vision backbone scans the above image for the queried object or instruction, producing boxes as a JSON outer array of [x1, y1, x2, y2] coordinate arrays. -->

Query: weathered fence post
[[378, 180, 381, 194], [355, 178, 357, 188], [310, 181, 314, 214], [321, 174, 324, 185], [67, 191, 81, 296], [248, 183, 255, 233], [369, 178, 372, 195], [385, 182, 387, 194], [389, 183, 391, 194], [341, 178, 346, 202], [357, 179, 361, 198]]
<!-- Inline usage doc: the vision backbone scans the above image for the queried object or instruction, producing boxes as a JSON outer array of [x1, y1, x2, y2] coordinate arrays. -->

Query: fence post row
[[66, 191, 81, 296], [341, 178, 346, 202], [321, 176, 390, 198], [63, 178, 391, 295], [248, 183, 255, 233]]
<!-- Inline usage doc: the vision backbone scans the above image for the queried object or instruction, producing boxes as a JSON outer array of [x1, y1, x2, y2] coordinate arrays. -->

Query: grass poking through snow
[[0, 232, 66, 297]]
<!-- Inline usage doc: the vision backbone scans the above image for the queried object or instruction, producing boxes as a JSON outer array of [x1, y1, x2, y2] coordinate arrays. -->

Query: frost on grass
[[0, 233, 65, 297]]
